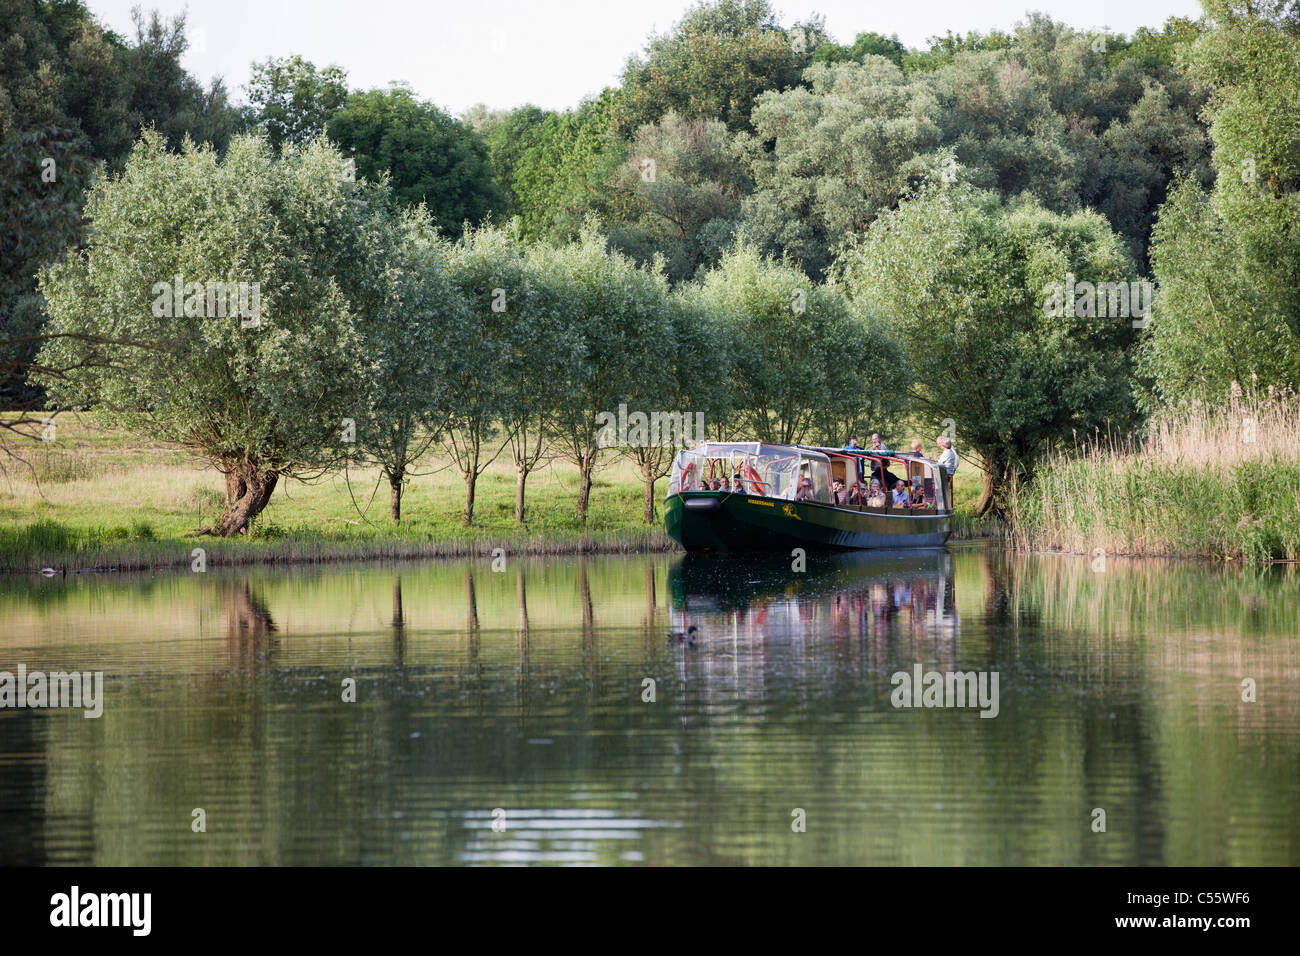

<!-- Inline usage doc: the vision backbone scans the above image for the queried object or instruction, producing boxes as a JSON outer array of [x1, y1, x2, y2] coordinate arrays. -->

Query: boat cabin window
[[668, 444, 803, 498], [794, 454, 832, 503]]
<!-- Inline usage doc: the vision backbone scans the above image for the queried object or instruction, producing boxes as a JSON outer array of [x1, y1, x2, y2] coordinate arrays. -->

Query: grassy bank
[[1, 413, 991, 571], [0, 413, 674, 571], [1009, 389, 1300, 564]]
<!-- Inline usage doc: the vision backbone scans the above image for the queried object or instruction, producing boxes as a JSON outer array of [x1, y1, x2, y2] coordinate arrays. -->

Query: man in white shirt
[[935, 436, 958, 475]]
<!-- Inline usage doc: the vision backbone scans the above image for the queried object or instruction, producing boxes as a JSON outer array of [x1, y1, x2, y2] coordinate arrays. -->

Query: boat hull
[[664, 492, 951, 552]]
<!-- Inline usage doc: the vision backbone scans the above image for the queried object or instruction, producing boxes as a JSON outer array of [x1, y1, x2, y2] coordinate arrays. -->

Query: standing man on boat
[[846, 435, 861, 450], [936, 436, 958, 475]]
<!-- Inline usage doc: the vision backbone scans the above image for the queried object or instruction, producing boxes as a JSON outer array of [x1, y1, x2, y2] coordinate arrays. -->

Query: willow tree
[[510, 238, 581, 523], [535, 227, 674, 522], [442, 225, 518, 525], [694, 241, 894, 446], [36, 131, 390, 535], [622, 288, 732, 522], [349, 206, 468, 521]]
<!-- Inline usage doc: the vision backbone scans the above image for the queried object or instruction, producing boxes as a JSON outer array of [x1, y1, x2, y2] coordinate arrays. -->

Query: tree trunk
[[216, 464, 279, 537], [463, 472, 477, 526], [389, 475, 402, 522], [974, 469, 998, 517], [515, 463, 528, 523], [641, 463, 657, 524], [225, 470, 246, 508], [576, 452, 595, 522], [973, 460, 1016, 519]]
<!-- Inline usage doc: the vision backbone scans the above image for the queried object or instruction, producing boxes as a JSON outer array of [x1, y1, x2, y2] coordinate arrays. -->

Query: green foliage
[[117, 10, 235, 156], [243, 54, 348, 151], [327, 85, 503, 236], [510, 90, 624, 241], [607, 111, 751, 281], [748, 57, 944, 246], [476, 104, 550, 214], [531, 226, 676, 518], [745, 14, 1210, 275], [812, 32, 906, 69], [0, 124, 94, 404], [1140, 1, 1300, 404], [902, 29, 1015, 73], [614, 0, 810, 134], [693, 241, 904, 445]]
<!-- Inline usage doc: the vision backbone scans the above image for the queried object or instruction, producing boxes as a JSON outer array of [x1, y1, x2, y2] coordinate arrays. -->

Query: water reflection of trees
[[221, 579, 278, 671]]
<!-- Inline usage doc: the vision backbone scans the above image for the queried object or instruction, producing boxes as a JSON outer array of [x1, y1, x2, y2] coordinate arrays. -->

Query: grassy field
[[1, 413, 993, 571], [1009, 389, 1300, 564]]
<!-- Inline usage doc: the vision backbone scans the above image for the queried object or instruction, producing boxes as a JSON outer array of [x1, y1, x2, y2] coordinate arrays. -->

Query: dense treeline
[[6, 0, 1300, 531]]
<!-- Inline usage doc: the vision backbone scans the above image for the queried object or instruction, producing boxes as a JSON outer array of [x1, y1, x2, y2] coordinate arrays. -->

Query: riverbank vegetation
[[1010, 387, 1300, 563], [2, 1, 1297, 565]]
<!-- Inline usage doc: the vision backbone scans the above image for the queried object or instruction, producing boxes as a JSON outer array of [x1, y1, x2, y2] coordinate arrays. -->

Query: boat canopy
[[668, 442, 833, 503]]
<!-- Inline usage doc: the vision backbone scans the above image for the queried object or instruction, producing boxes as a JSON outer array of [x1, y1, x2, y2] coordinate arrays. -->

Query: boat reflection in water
[[665, 549, 961, 703]]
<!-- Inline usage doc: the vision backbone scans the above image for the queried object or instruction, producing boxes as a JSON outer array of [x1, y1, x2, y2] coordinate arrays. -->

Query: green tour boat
[[664, 441, 953, 552]]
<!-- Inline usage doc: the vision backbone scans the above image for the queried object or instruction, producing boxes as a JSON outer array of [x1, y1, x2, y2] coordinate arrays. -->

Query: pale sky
[[87, 0, 1206, 116]]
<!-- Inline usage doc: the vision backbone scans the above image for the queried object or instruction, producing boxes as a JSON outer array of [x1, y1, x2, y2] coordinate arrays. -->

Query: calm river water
[[1, 545, 1296, 865]]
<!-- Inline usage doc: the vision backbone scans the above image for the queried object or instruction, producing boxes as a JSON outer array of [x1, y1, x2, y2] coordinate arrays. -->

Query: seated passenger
[[711, 478, 723, 491], [910, 483, 927, 507], [795, 476, 814, 501], [832, 478, 846, 505], [732, 472, 746, 493], [847, 481, 864, 505], [866, 479, 886, 508], [891, 479, 910, 508]]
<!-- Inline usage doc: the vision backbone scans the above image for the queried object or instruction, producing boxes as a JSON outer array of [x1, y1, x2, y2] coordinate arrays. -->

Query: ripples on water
[[1, 546, 1297, 865]]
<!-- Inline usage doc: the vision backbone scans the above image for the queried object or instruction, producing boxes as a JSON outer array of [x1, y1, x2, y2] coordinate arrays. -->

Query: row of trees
[[32, 133, 918, 534]]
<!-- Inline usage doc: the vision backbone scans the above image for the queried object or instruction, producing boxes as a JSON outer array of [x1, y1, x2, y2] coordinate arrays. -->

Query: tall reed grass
[[1009, 386, 1300, 564]]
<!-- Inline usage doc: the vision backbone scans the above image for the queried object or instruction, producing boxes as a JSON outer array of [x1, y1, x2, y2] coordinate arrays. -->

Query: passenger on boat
[[908, 439, 923, 456], [832, 478, 846, 504], [847, 480, 864, 506], [870, 434, 892, 454], [936, 436, 958, 475], [867, 456, 901, 489], [846, 435, 861, 450], [891, 479, 910, 507], [910, 482, 927, 507], [733, 472, 746, 493], [795, 476, 815, 501], [711, 478, 724, 491], [866, 479, 885, 507]]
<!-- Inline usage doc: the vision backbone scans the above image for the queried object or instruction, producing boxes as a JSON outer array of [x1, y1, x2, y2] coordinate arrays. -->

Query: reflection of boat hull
[[665, 492, 951, 552], [670, 548, 950, 609]]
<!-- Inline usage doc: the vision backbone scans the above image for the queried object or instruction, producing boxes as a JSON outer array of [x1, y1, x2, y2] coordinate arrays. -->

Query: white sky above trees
[[88, 0, 1205, 116]]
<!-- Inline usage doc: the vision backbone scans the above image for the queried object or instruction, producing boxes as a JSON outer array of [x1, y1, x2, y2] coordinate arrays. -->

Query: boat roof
[[682, 441, 941, 468], [801, 444, 943, 468]]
